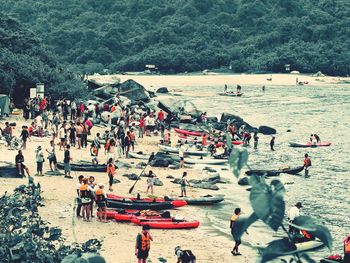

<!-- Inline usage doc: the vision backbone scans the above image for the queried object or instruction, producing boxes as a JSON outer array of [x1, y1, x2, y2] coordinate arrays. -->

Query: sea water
[[162, 83, 350, 257]]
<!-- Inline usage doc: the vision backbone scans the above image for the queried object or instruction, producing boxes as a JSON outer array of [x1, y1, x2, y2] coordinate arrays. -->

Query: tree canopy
[[1, 0, 350, 75]]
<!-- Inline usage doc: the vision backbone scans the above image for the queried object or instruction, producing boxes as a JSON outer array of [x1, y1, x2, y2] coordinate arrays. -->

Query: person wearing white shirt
[[288, 202, 302, 234], [179, 144, 186, 168]]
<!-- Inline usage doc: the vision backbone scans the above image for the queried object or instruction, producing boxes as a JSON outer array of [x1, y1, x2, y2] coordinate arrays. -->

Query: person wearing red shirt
[[138, 116, 145, 138], [157, 110, 165, 122]]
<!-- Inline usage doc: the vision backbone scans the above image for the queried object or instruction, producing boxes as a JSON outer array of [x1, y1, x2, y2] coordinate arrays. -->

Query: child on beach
[[95, 183, 107, 223], [90, 142, 99, 164], [180, 172, 190, 197], [146, 171, 156, 194]]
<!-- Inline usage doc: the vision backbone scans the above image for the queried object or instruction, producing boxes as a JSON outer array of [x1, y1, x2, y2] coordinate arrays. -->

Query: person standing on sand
[[180, 172, 190, 197], [47, 140, 57, 171], [146, 172, 156, 195], [95, 183, 108, 223], [270, 135, 275, 151], [35, 146, 44, 176], [76, 175, 84, 217], [79, 178, 93, 222], [106, 158, 116, 191], [90, 142, 99, 165], [59, 122, 67, 151], [230, 207, 247, 256], [253, 132, 259, 150], [20, 125, 30, 150], [135, 225, 153, 263], [64, 144, 73, 179], [179, 143, 186, 169], [304, 154, 312, 177]]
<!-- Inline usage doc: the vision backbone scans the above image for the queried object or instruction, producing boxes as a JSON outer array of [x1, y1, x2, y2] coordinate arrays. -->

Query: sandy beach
[[0, 115, 254, 263]]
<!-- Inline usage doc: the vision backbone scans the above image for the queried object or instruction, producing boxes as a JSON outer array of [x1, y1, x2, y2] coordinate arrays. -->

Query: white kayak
[[218, 92, 243, 97], [295, 240, 324, 252], [158, 145, 208, 156], [182, 157, 227, 165], [128, 152, 150, 160]]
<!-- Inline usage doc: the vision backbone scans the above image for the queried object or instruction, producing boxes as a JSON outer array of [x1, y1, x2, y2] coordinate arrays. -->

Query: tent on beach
[[0, 95, 10, 116]]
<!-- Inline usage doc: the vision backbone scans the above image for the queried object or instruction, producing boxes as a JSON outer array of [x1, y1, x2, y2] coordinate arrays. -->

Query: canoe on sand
[[106, 198, 178, 211], [138, 220, 200, 229], [158, 145, 208, 156], [164, 195, 225, 205], [107, 194, 187, 208]]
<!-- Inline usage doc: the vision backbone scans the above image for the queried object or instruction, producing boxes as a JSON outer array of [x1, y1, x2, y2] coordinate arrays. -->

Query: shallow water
[[163, 84, 350, 257]]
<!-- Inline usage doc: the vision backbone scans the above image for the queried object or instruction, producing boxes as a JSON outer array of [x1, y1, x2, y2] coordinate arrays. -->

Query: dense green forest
[[0, 15, 85, 101], [1, 0, 350, 75]]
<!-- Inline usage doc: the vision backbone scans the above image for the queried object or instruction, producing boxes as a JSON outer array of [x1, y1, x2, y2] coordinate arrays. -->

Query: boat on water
[[164, 194, 225, 205], [245, 166, 304, 176], [289, 141, 332, 148], [218, 92, 243, 97]]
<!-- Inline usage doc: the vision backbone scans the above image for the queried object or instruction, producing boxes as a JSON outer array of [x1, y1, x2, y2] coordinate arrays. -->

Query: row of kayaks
[[96, 194, 225, 229], [106, 193, 224, 209], [97, 209, 200, 229]]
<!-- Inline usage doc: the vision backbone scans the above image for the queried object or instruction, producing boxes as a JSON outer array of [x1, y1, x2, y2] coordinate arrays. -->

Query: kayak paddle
[[128, 152, 155, 194]]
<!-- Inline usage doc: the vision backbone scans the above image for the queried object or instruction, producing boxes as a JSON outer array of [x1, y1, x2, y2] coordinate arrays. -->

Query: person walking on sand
[[64, 144, 73, 179], [79, 177, 93, 222], [304, 154, 311, 177], [20, 125, 30, 150], [179, 143, 186, 169], [95, 183, 108, 223], [35, 146, 44, 176], [106, 158, 116, 191], [90, 142, 99, 165], [46, 140, 57, 171], [135, 225, 153, 263], [76, 175, 84, 217], [270, 135, 275, 151], [230, 207, 247, 256], [180, 172, 190, 197]]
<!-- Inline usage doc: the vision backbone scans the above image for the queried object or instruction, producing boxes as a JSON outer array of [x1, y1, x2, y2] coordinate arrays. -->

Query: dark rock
[[238, 177, 250, 186], [220, 113, 244, 124], [113, 178, 121, 184], [168, 163, 180, 169], [150, 159, 169, 167], [153, 178, 163, 186], [217, 178, 230, 184], [148, 91, 157, 98], [202, 173, 221, 182], [221, 168, 229, 171], [122, 173, 138, 180], [117, 79, 150, 102], [87, 77, 121, 90], [203, 167, 217, 173], [188, 179, 202, 184], [207, 117, 218, 123], [45, 170, 65, 176], [286, 129, 292, 132], [191, 183, 219, 191], [156, 87, 169, 93], [171, 178, 182, 184], [166, 175, 175, 179], [136, 162, 147, 169]]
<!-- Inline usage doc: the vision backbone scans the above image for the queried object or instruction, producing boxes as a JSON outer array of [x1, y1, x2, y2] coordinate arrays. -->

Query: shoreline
[[88, 73, 350, 89]]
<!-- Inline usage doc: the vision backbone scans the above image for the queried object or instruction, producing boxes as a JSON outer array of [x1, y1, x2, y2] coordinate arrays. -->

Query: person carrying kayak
[[180, 172, 190, 197], [135, 225, 153, 263], [304, 154, 311, 177], [288, 202, 302, 234], [230, 208, 247, 256]]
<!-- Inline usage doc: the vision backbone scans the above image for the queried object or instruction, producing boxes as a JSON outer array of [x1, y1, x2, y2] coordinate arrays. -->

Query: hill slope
[[1, 0, 349, 75]]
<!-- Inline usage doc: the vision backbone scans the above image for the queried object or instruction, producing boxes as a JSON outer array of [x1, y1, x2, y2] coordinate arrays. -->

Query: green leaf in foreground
[[249, 176, 285, 231], [290, 216, 333, 250], [225, 132, 232, 150], [228, 148, 248, 178], [260, 238, 297, 262], [232, 212, 259, 241]]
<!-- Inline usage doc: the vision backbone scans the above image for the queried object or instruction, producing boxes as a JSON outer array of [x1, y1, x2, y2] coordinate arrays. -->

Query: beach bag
[[180, 250, 196, 263]]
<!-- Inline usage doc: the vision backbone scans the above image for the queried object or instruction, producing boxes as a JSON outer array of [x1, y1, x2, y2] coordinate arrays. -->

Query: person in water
[[304, 154, 312, 177], [314, 134, 321, 143], [253, 132, 259, 149], [270, 135, 275, 151], [135, 225, 153, 263], [344, 233, 350, 263], [224, 84, 228, 93], [237, 85, 242, 94], [230, 208, 247, 256], [288, 202, 302, 234]]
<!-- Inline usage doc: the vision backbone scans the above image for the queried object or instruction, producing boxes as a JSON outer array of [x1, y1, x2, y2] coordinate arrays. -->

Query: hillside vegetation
[[1, 0, 350, 75]]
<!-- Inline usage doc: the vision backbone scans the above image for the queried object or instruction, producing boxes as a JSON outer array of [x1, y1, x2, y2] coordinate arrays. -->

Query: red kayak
[[215, 141, 244, 147], [115, 210, 164, 222], [174, 128, 202, 137], [139, 220, 200, 229], [107, 194, 187, 208], [96, 210, 118, 219], [289, 141, 332, 148], [97, 209, 140, 221], [131, 216, 172, 225]]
